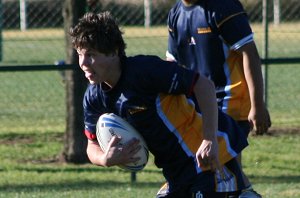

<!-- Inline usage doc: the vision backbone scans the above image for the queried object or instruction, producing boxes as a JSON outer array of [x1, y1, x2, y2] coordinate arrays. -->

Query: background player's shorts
[[237, 121, 251, 137]]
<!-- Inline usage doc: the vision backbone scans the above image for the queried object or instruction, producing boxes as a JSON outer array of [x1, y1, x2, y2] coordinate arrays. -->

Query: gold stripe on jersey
[[157, 94, 238, 172], [224, 50, 251, 120], [216, 12, 246, 28]]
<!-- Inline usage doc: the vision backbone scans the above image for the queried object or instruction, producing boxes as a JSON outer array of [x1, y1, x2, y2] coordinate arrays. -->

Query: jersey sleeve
[[167, 4, 180, 61], [167, 31, 178, 61], [83, 84, 106, 140], [207, 0, 253, 47]]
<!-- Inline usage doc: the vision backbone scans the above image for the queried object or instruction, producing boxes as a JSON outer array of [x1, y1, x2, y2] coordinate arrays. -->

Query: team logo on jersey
[[194, 191, 203, 198], [128, 106, 147, 115], [188, 37, 196, 46], [197, 27, 212, 34]]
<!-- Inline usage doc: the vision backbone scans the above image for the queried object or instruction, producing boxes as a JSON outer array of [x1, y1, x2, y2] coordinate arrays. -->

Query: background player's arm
[[237, 41, 271, 134], [217, 7, 272, 134]]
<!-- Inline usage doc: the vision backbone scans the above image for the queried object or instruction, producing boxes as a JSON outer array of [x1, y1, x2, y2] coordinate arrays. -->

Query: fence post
[[262, 0, 269, 107], [20, 0, 27, 31], [131, 172, 136, 183], [274, 0, 280, 26], [144, 0, 152, 28]]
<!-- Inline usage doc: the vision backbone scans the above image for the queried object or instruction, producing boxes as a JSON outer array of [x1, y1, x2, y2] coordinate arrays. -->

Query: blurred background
[[1, 0, 299, 135]]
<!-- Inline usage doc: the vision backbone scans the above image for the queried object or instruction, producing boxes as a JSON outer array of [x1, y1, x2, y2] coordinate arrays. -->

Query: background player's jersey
[[167, 0, 253, 121], [83, 55, 248, 192]]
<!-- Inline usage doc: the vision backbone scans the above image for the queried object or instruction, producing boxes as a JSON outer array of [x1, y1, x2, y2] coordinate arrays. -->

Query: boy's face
[[77, 48, 115, 85]]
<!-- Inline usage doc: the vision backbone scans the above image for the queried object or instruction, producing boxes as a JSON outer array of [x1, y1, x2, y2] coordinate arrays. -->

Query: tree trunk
[[60, 0, 89, 163]]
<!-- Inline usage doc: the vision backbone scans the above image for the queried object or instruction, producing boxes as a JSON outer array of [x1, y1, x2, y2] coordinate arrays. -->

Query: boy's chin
[[88, 80, 97, 84]]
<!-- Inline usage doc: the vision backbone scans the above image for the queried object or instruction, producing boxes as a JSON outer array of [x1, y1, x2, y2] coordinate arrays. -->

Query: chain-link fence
[[1, 0, 300, 136]]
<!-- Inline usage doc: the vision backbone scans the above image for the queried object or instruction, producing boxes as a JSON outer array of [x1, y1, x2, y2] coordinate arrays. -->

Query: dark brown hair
[[70, 11, 126, 57]]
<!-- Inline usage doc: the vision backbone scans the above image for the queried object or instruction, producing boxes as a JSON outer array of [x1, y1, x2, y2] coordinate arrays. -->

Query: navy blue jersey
[[168, 0, 253, 121], [83, 55, 248, 192]]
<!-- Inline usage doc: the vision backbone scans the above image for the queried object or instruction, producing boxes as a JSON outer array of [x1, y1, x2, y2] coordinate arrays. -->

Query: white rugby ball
[[96, 113, 149, 172]]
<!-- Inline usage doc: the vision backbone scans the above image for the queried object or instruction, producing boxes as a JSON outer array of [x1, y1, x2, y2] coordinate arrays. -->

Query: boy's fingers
[[107, 135, 121, 149]]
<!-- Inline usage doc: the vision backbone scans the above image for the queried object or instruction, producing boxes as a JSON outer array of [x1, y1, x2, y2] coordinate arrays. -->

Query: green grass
[[0, 131, 164, 198], [0, 132, 299, 197], [242, 134, 300, 197], [0, 25, 300, 197], [0, 71, 66, 134], [267, 64, 300, 127]]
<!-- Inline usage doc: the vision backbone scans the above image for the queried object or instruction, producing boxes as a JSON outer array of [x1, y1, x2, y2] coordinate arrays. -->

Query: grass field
[[0, 25, 300, 197], [0, 131, 299, 197]]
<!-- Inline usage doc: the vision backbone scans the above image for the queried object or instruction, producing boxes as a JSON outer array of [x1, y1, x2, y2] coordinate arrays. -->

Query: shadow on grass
[[0, 180, 162, 193], [11, 165, 162, 174], [0, 166, 163, 193], [0, 175, 299, 194], [0, 132, 63, 145], [247, 174, 300, 184]]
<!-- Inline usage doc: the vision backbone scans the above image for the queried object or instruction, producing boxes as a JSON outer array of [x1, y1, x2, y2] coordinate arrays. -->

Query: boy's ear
[[108, 48, 118, 57]]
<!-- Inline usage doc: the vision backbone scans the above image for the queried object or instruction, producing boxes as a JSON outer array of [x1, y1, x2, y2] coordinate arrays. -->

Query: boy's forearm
[[193, 76, 218, 140]]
